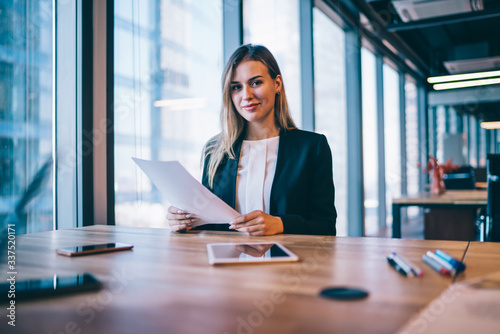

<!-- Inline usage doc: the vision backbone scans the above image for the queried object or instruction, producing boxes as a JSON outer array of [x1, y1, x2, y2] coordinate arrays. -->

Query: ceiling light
[[433, 77, 500, 90], [480, 121, 500, 130], [428, 70, 500, 83]]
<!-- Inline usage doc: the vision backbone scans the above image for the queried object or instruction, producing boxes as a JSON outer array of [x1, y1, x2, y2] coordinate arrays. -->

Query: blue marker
[[435, 249, 466, 272], [422, 254, 451, 276]]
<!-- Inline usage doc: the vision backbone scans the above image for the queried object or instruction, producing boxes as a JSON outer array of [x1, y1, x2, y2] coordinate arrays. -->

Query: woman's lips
[[242, 103, 259, 111]]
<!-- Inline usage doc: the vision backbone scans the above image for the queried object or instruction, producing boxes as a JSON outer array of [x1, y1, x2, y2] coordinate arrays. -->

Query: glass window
[[361, 48, 379, 235], [479, 125, 486, 166], [405, 77, 419, 196], [383, 63, 400, 227], [436, 106, 446, 161], [1, 1, 54, 233], [243, 0, 302, 128], [469, 117, 478, 167], [114, 0, 223, 227], [313, 8, 347, 236], [448, 107, 458, 134]]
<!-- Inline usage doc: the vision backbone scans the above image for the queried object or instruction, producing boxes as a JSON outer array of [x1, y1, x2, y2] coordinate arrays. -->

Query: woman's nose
[[242, 85, 254, 100]]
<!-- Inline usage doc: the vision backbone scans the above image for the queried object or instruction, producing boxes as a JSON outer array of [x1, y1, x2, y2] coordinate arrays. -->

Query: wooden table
[[392, 190, 487, 238], [457, 241, 500, 281], [0, 225, 475, 334]]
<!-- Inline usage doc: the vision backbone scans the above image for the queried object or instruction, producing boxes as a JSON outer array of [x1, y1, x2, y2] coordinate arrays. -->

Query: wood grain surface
[[457, 241, 500, 282], [392, 190, 487, 205], [0, 226, 476, 334]]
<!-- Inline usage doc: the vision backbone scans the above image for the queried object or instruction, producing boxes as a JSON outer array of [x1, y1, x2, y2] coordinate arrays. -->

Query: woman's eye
[[231, 85, 241, 91], [251, 80, 262, 87]]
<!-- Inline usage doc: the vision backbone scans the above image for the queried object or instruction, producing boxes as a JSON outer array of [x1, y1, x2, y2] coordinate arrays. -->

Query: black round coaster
[[319, 287, 369, 300]]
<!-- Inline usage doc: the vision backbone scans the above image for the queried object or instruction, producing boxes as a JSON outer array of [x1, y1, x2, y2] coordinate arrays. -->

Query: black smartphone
[[1, 273, 101, 303], [56, 242, 133, 256]]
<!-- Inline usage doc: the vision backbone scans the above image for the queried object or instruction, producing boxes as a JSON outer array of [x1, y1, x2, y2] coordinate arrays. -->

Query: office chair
[[443, 165, 475, 190], [474, 167, 487, 183]]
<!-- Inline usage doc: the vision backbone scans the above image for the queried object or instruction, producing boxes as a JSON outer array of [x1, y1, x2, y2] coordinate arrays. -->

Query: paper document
[[133, 158, 240, 227]]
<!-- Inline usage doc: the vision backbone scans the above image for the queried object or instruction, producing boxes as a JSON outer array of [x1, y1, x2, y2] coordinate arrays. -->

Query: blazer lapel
[[218, 133, 244, 209], [270, 129, 292, 210]]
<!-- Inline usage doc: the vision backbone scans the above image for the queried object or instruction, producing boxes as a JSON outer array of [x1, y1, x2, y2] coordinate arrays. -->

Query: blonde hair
[[204, 44, 296, 188]]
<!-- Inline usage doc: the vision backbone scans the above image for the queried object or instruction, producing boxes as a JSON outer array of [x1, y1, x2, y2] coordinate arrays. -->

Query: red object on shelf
[[419, 155, 460, 195]]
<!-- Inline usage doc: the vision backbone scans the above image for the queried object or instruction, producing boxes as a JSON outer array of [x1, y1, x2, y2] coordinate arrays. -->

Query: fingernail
[[191, 218, 199, 222], [229, 225, 234, 229], [177, 210, 185, 214], [186, 213, 194, 218]]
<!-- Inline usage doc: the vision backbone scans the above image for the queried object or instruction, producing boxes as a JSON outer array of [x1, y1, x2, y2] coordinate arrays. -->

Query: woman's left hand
[[229, 210, 284, 236]]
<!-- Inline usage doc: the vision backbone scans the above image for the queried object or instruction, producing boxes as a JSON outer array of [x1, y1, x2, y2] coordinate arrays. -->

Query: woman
[[167, 44, 337, 236]]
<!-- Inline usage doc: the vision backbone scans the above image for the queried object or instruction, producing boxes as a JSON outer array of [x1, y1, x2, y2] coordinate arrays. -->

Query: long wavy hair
[[204, 44, 296, 188]]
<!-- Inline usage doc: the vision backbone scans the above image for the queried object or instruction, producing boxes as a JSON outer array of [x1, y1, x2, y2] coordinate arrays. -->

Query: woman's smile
[[242, 103, 260, 111]]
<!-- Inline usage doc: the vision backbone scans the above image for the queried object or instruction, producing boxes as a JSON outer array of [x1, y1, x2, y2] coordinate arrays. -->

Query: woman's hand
[[166, 206, 199, 232], [229, 210, 284, 236]]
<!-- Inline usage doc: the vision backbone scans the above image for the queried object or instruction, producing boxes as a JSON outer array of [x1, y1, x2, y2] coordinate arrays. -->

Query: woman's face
[[230, 60, 282, 127]]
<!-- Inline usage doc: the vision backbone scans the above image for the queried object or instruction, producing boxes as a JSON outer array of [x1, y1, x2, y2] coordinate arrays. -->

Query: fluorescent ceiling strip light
[[433, 78, 500, 90], [480, 121, 500, 130], [428, 70, 500, 83]]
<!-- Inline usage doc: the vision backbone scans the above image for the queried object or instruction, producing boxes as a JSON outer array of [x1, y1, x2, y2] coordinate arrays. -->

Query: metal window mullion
[[430, 107, 437, 158], [375, 54, 386, 230], [465, 115, 470, 164], [106, 0, 115, 225], [486, 128, 491, 156], [92, 0, 114, 225], [399, 72, 407, 196], [476, 120, 481, 166], [223, 0, 242, 64], [299, 0, 315, 131], [417, 83, 428, 192], [457, 110, 463, 133], [444, 106, 450, 134], [78, 0, 94, 227], [345, 29, 363, 237]]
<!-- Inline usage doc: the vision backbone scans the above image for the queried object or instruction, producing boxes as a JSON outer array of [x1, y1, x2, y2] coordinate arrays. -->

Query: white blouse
[[235, 136, 280, 215]]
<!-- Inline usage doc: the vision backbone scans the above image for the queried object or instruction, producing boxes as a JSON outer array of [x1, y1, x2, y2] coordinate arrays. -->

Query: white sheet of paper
[[132, 158, 240, 227]]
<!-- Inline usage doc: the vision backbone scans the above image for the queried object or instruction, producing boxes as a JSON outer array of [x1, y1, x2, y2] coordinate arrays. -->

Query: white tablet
[[206, 242, 299, 265]]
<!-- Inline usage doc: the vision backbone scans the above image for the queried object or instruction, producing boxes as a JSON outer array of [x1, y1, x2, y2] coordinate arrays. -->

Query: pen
[[422, 254, 451, 276], [435, 249, 466, 272], [387, 253, 412, 277], [394, 253, 423, 277], [425, 251, 456, 276], [390, 253, 417, 277]]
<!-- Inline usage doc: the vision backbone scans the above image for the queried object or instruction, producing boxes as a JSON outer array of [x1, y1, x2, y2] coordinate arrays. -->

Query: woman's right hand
[[166, 206, 199, 232]]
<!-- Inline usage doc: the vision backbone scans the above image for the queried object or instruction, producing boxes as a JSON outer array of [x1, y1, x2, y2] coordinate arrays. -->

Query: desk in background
[[392, 190, 487, 239], [0, 225, 473, 334]]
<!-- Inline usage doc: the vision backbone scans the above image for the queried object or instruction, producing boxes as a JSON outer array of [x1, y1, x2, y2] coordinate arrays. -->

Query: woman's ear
[[275, 75, 283, 94]]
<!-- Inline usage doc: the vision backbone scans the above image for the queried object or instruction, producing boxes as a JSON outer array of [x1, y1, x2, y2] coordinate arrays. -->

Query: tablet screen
[[206, 242, 299, 265]]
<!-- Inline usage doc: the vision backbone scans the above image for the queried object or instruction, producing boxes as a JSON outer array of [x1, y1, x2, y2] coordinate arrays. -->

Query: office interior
[[2, 0, 499, 240], [3, 1, 500, 333]]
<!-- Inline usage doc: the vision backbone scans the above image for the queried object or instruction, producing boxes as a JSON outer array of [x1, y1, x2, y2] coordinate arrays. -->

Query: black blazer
[[200, 129, 337, 236]]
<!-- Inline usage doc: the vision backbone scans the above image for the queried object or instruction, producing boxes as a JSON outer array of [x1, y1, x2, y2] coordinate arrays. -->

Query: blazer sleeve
[[278, 135, 337, 236]]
